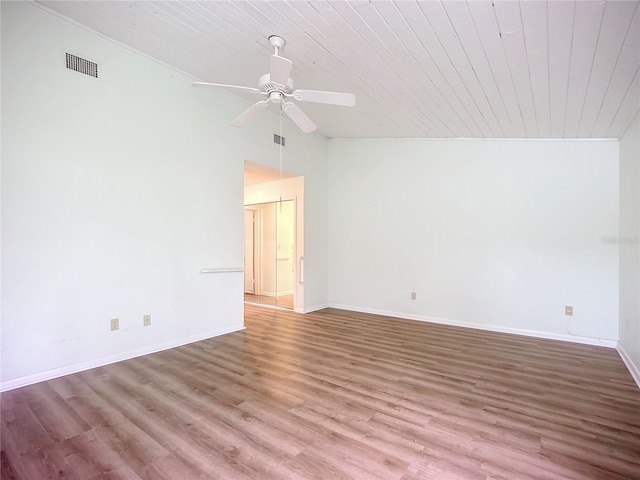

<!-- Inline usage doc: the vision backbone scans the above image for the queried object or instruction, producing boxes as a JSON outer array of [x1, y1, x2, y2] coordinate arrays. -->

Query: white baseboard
[[303, 304, 329, 314], [328, 304, 618, 348], [617, 342, 640, 389], [0, 324, 245, 392], [258, 291, 294, 298]]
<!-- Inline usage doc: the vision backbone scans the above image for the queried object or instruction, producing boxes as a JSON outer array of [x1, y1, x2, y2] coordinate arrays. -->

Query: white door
[[244, 209, 255, 294]]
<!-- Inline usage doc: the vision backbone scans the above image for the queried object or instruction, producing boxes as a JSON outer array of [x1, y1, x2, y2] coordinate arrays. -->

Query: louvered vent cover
[[65, 53, 98, 78], [274, 134, 285, 146]]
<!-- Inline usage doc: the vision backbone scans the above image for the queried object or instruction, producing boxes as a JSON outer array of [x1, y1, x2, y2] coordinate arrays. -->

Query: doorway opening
[[244, 161, 304, 312], [244, 200, 295, 310]]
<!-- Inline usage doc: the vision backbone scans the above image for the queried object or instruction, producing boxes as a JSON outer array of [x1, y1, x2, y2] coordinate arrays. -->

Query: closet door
[[275, 200, 295, 310]]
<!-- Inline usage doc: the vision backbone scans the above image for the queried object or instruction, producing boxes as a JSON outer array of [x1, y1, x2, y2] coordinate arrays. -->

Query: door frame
[[244, 198, 297, 310], [244, 208, 257, 295], [244, 176, 304, 312]]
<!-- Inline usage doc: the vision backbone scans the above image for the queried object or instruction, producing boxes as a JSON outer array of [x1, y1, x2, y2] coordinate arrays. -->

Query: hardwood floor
[[244, 293, 294, 310], [2, 305, 639, 479]]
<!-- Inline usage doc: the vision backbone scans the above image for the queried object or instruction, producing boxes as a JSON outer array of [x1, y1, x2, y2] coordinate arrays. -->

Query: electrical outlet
[[411, 292, 417, 300], [143, 314, 151, 326], [565, 306, 573, 316], [110, 318, 119, 331]]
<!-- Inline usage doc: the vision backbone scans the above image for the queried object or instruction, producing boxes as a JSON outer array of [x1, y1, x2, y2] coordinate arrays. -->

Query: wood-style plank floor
[[244, 293, 294, 310], [2, 305, 639, 479]]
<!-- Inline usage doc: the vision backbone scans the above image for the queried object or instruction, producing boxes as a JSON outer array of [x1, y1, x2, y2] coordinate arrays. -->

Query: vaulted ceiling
[[38, 1, 640, 139]]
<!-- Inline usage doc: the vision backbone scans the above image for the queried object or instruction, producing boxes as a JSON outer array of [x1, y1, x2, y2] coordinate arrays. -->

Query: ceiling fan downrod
[[268, 35, 286, 57]]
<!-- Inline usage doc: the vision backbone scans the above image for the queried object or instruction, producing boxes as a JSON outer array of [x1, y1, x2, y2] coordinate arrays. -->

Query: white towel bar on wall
[[200, 268, 243, 273]]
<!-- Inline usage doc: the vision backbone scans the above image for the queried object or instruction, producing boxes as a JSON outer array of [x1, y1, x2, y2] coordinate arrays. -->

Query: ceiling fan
[[193, 35, 355, 133]]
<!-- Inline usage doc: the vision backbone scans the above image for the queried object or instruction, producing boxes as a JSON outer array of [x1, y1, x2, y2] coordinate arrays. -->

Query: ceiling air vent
[[65, 53, 98, 78]]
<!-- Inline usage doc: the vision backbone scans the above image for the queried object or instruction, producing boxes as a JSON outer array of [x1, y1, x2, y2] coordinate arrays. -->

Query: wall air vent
[[274, 134, 285, 146], [65, 53, 98, 78]]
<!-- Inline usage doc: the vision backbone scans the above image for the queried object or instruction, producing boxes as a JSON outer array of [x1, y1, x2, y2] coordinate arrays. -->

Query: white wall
[[0, 2, 328, 388], [618, 110, 640, 385], [328, 139, 619, 343]]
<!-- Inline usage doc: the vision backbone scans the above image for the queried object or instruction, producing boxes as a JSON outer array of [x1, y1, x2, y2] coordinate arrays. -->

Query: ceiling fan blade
[[282, 102, 317, 133], [270, 55, 293, 86], [231, 100, 269, 127], [193, 82, 262, 95], [292, 89, 355, 107]]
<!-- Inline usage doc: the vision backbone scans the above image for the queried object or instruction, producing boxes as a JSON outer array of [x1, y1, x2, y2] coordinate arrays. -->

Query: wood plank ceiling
[[38, 1, 640, 139]]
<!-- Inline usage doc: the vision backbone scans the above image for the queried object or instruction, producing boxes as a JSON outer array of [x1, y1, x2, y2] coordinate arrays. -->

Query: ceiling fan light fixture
[[269, 91, 283, 104]]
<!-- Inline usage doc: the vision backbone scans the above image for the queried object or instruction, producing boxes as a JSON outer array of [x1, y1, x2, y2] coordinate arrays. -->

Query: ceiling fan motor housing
[[259, 73, 294, 100]]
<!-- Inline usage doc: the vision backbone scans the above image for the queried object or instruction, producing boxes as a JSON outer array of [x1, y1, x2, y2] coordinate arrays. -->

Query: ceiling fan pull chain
[[279, 105, 284, 208]]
